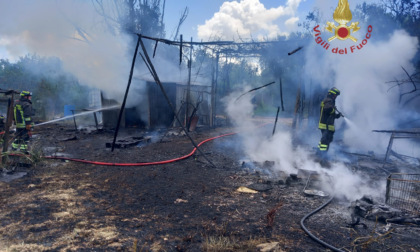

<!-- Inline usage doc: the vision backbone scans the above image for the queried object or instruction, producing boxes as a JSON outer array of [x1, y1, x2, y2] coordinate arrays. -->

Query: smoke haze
[[306, 29, 418, 152], [224, 18, 418, 201], [224, 87, 388, 201], [0, 0, 131, 99]]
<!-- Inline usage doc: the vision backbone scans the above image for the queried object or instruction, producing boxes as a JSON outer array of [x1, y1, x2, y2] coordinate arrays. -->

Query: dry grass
[[202, 235, 272, 252], [203, 236, 238, 251]]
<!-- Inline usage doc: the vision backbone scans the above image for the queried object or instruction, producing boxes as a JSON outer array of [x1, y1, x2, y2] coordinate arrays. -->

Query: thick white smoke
[[224, 88, 302, 174], [0, 0, 131, 99], [306, 29, 418, 153], [224, 87, 386, 201], [223, 1, 418, 201], [225, 20, 418, 202]]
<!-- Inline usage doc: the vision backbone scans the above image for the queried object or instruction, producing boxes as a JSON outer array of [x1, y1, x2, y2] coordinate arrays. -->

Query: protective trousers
[[318, 129, 334, 152], [12, 128, 30, 152]]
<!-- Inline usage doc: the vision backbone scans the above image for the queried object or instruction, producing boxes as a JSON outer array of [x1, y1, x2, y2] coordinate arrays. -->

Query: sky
[[163, 0, 379, 41], [163, 0, 311, 41], [0, 0, 381, 60]]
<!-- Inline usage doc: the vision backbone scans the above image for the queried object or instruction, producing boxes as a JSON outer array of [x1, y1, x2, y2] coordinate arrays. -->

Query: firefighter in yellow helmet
[[12, 91, 34, 152], [317, 87, 343, 155]]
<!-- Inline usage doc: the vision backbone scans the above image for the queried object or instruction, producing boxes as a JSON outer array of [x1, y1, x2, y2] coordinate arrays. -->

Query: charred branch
[[235, 81, 276, 102], [172, 7, 189, 40], [153, 40, 158, 58], [288, 46, 303, 55], [387, 66, 419, 105], [399, 66, 418, 103]]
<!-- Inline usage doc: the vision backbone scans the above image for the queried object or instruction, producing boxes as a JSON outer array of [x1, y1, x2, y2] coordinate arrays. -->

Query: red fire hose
[[40, 132, 238, 166], [9, 123, 271, 166]]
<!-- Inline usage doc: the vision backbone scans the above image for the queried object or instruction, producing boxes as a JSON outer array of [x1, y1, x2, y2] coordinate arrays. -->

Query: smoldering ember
[[1, 1, 420, 252]]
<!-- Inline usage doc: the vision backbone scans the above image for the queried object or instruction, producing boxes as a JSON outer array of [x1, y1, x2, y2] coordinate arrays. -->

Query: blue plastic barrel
[[64, 105, 75, 117]]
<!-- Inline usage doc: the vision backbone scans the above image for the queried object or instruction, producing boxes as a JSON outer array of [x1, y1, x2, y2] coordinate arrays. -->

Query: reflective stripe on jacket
[[14, 99, 33, 129], [318, 96, 337, 132]]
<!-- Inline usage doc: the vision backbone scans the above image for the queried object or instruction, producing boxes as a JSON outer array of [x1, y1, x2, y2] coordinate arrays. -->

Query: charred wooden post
[[186, 37, 193, 131], [2, 93, 15, 160], [93, 112, 99, 130], [385, 174, 392, 204], [272, 106, 280, 136], [179, 34, 183, 65], [279, 78, 284, 111], [111, 36, 141, 152], [211, 52, 220, 127], [298, 84, 306, 127], [71, 110, 77, 131], [292, 87, 301, 130]]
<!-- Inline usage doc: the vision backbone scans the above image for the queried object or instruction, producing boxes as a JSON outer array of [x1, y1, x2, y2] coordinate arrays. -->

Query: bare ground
[[0, 121, 419, 252]]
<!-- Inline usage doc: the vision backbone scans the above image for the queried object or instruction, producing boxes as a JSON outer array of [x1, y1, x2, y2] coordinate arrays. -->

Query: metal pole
[[111, 36, 141, 152]]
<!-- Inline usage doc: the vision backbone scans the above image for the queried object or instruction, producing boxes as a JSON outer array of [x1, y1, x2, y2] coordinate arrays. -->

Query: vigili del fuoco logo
[[313, 0, 373, 54]]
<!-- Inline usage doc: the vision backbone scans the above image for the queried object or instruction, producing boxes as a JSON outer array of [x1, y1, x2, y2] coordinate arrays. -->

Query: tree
[[0, 55, 90, 120], [92, 0, 166, 38]]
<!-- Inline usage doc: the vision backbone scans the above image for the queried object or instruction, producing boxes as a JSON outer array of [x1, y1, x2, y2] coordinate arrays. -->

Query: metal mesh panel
[[386, 173, 420, 214]]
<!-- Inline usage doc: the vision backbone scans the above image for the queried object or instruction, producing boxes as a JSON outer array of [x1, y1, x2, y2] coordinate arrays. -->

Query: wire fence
[[386, 173, 420, 215]]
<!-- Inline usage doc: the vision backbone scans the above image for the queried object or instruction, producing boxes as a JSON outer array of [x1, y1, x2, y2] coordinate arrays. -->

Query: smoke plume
[[224, 87, 387, 201], [306, 29, 418, 153], [0, 0, 131, 99]]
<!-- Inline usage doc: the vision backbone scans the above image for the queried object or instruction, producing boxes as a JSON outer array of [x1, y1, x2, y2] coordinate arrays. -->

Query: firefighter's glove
[[26, 125, 31, 131]]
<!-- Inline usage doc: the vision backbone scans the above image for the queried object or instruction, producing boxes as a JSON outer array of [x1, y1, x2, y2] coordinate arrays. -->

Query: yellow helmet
[[328, 87, 340, 96], [20, 91, 32, 97]]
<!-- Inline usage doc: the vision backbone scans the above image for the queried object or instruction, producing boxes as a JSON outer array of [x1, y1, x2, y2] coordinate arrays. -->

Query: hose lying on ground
[[300, 196, 345, 252], [10, 132, 237, 166], [11, 123, 345, 251]]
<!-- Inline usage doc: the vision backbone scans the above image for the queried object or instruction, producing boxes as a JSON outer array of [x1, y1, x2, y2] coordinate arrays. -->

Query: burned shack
[[101, 81, 211, 130]]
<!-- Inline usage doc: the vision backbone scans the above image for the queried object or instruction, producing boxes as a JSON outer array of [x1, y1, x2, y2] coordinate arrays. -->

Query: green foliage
[[0, 54, 90, 120], [354, 1, 420, 69]]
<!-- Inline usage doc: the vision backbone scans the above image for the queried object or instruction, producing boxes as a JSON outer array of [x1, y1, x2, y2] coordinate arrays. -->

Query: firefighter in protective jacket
[[12, 91, 34, 152], [318, 87, 342, 153]]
